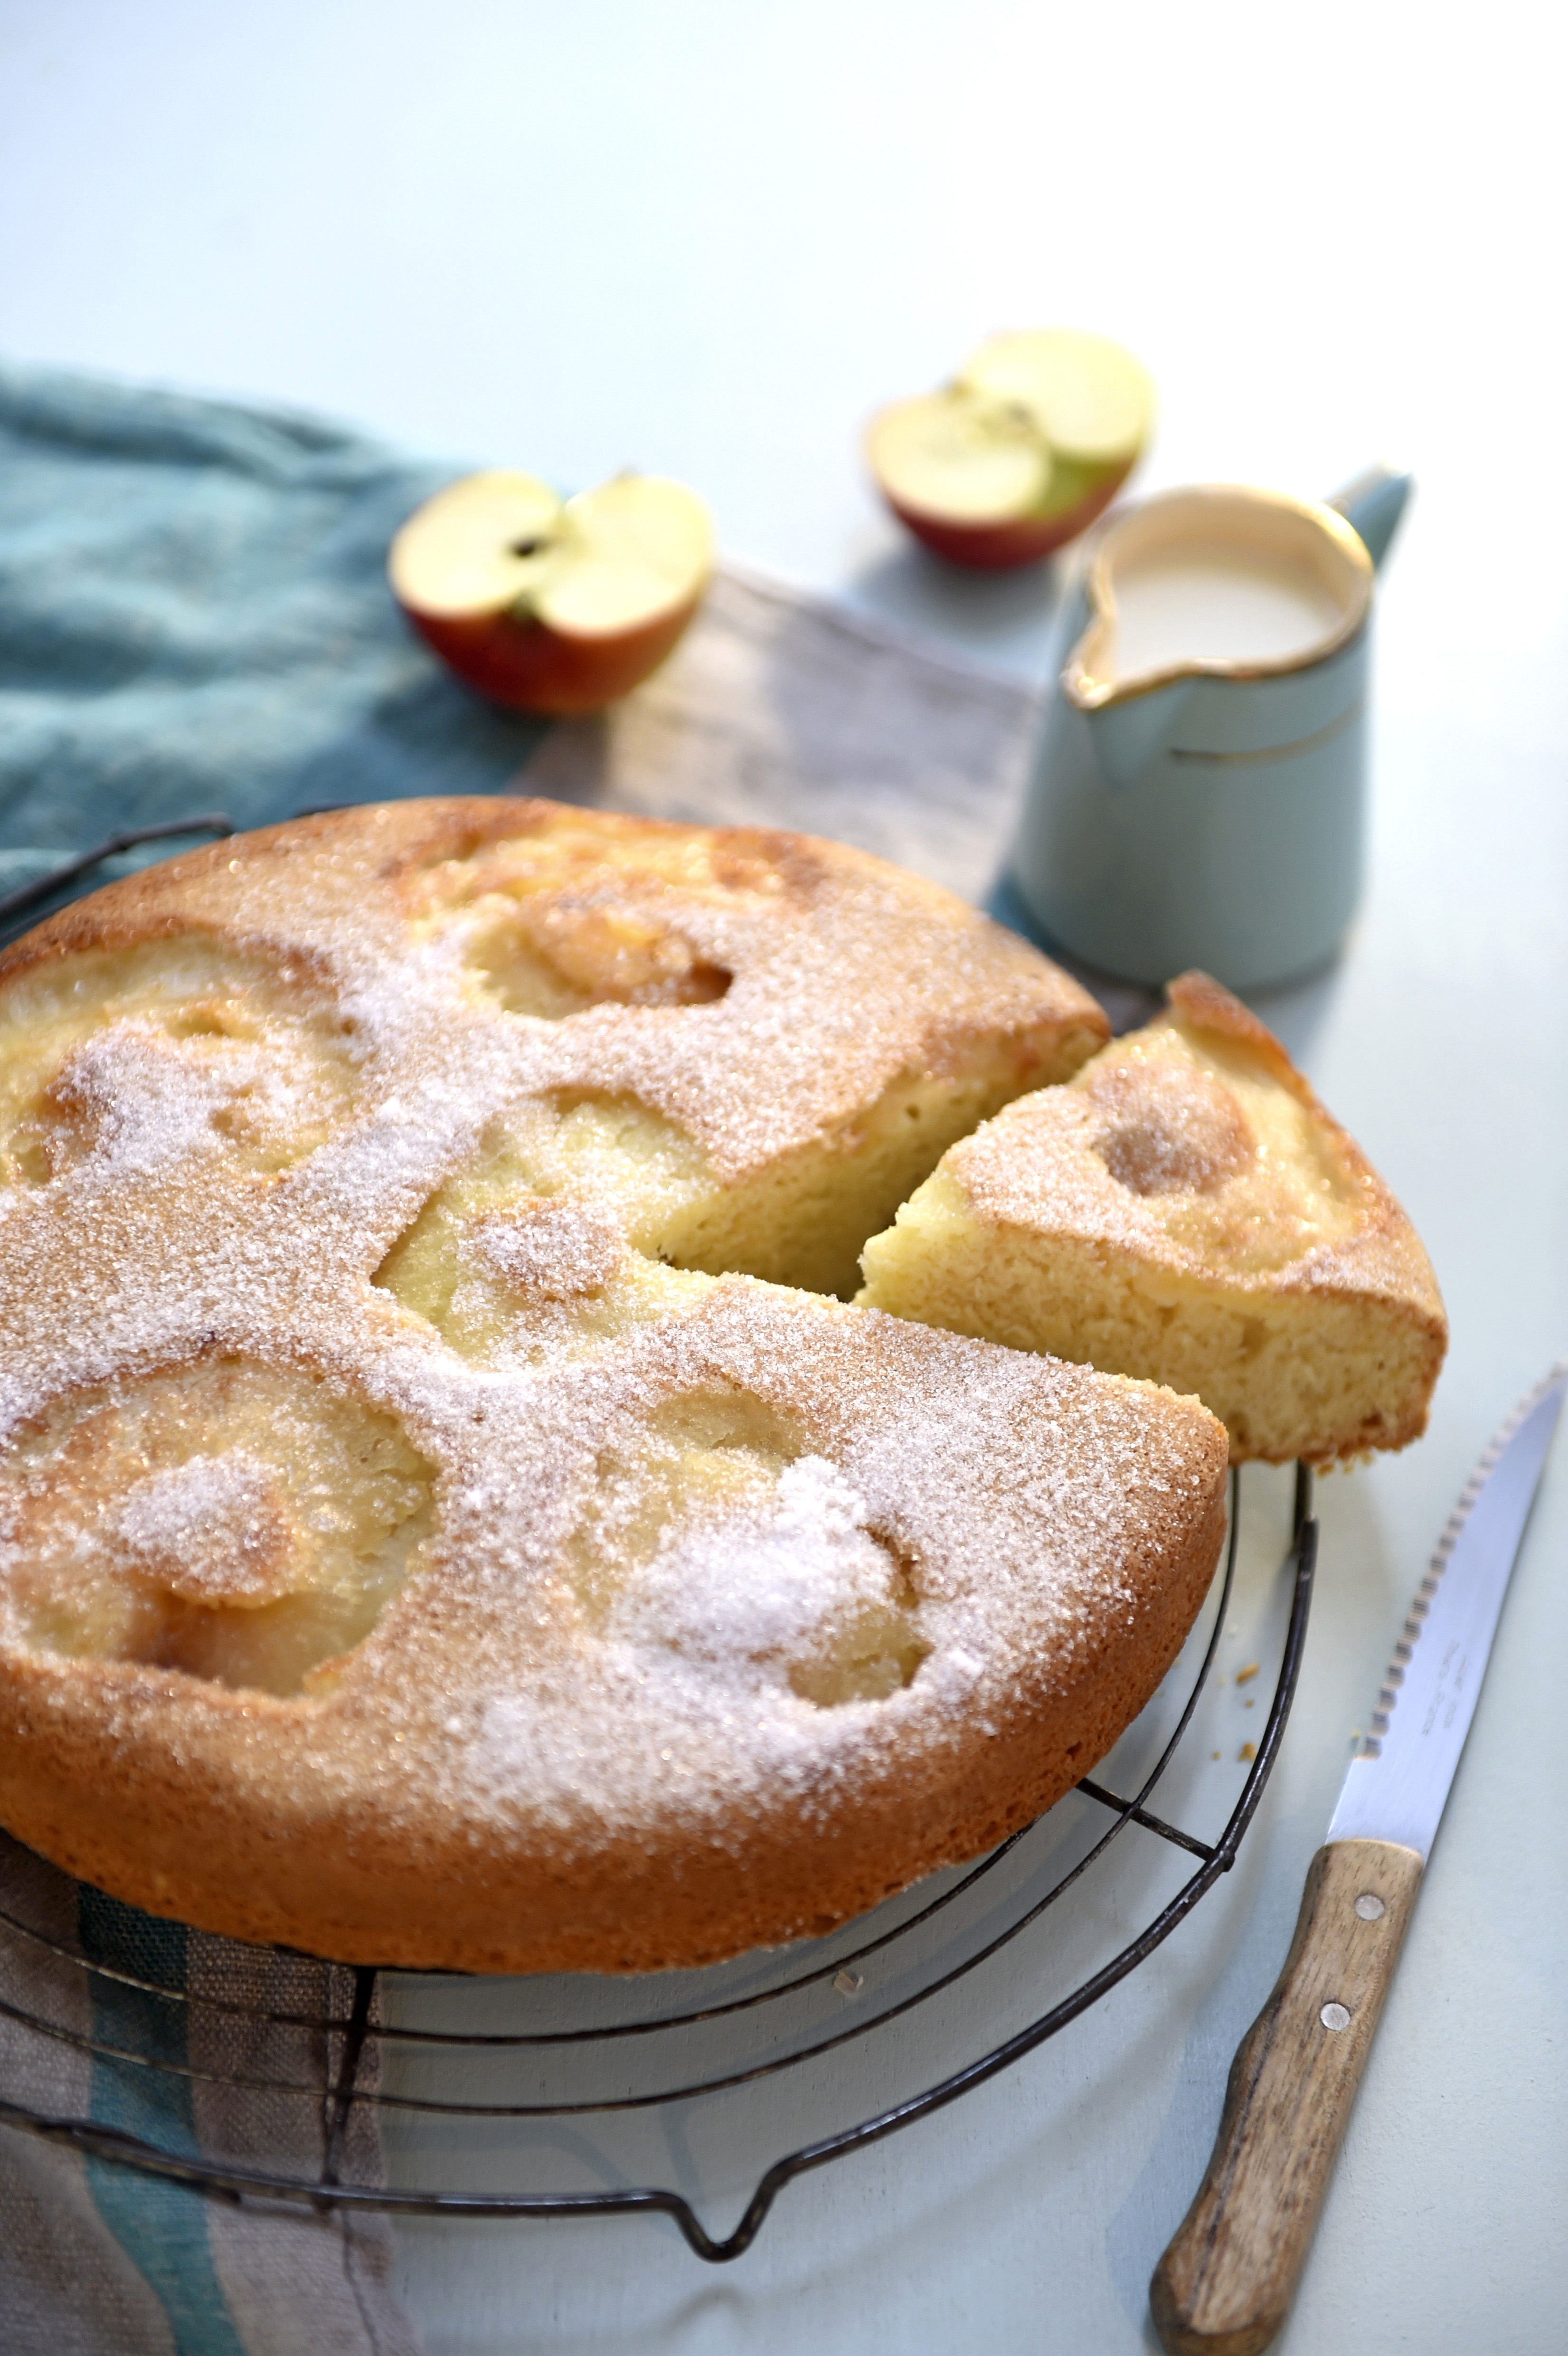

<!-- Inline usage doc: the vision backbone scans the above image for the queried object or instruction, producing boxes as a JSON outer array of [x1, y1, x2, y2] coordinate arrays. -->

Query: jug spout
[[1082, 672, 1199, 787], [1328, 463, 1412, 571]]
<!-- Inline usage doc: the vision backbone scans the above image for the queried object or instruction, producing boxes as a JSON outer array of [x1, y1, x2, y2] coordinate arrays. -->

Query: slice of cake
[[858, 972, 1446, 1464]]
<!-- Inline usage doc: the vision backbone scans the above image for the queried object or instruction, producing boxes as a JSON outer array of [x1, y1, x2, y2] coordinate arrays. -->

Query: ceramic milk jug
[[1012, 465, 1410, 991]]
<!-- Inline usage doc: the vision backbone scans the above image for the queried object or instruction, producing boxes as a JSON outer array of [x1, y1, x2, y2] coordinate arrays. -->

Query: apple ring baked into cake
[[0, 798, 1228, 1972]]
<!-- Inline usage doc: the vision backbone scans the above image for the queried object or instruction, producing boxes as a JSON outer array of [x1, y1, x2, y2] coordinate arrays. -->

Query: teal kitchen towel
[[0, 360, 545, 879]]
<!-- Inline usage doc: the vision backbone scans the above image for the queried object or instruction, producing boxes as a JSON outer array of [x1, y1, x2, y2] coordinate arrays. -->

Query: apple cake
[[0, 798, 1230, 1972], [858, 971, 1446, 1465]]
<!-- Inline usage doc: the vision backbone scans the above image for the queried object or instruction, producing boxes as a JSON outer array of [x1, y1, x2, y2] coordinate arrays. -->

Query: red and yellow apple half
[[866, 330, 1154, 569], [389, 471, 714, 716]]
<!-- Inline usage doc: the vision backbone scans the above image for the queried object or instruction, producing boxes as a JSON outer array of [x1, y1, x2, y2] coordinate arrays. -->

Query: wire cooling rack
[[0, 1464, 1316, 2261], [0, 815, 236, 941], [0, 819, 1318, 2257]]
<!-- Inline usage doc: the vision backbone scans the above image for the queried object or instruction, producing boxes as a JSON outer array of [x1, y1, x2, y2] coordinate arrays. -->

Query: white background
[[2, 5, 1566, 2351]]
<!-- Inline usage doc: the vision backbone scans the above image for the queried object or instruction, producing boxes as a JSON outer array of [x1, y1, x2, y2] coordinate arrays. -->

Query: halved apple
[[389, 471, 714, 716], [866, 330, 1153, 570]]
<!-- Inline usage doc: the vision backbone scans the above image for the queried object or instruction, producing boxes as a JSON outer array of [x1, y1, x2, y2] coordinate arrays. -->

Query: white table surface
[[3, 5, 1566, 2350]]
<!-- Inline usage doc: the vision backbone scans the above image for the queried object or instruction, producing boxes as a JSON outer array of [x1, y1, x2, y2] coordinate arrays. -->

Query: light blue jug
[[1012, 465, 1410, 991]]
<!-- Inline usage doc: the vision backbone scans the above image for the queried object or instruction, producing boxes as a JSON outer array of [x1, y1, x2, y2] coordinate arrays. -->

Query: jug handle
[[1327, 464, 1412, 571]]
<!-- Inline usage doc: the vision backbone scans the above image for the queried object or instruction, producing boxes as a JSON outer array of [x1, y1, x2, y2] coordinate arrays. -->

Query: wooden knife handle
[[1150, 1837, 1424, 2356]]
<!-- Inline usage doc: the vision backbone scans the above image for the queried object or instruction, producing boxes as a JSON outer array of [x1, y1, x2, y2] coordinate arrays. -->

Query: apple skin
[[402, 595, 703, 719], [879, 460, 1134, 571]]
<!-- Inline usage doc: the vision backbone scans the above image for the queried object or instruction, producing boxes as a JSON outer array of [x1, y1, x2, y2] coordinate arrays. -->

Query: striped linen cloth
[[0, 362, 1049, 2354], [0, 1833, 420, 2356]]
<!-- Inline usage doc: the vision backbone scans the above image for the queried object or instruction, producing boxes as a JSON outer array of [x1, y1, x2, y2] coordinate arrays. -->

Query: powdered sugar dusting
[[470, 1199, 625, 1299], [116, 1450, 297, 1606], [607, 1453, 894, 1681], [948, 1010, 1386, 1284]]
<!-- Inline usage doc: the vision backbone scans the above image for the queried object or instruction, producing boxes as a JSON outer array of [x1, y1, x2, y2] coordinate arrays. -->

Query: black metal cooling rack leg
[[320, 1967, 379, 2197]]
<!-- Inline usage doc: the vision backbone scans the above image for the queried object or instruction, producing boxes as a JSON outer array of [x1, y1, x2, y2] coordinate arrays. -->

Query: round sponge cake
[[0, 799, 1227, 1972]]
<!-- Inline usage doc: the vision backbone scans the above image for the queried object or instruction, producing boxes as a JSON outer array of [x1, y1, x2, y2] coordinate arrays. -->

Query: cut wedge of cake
[[858, 972, 1447, 1465]]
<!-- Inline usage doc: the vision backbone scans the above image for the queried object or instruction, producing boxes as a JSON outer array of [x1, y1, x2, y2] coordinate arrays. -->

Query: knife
[[1149, 1360, 1568, 2356]]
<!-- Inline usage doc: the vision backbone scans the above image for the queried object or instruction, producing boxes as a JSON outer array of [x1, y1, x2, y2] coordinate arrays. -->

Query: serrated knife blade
[[1152, 1362, 1568, 2356], [1325, 1359, 1568, 1856]]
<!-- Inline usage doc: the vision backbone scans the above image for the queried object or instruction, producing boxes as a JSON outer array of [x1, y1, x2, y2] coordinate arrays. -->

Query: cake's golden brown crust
[[0, 798, 1231, 1972], [1162, 971, 1301, 1084], [859, 973, 1447, 1466]]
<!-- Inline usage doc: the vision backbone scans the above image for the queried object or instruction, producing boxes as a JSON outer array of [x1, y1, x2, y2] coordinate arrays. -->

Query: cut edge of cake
[[857, 971, 1448, 1466]]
